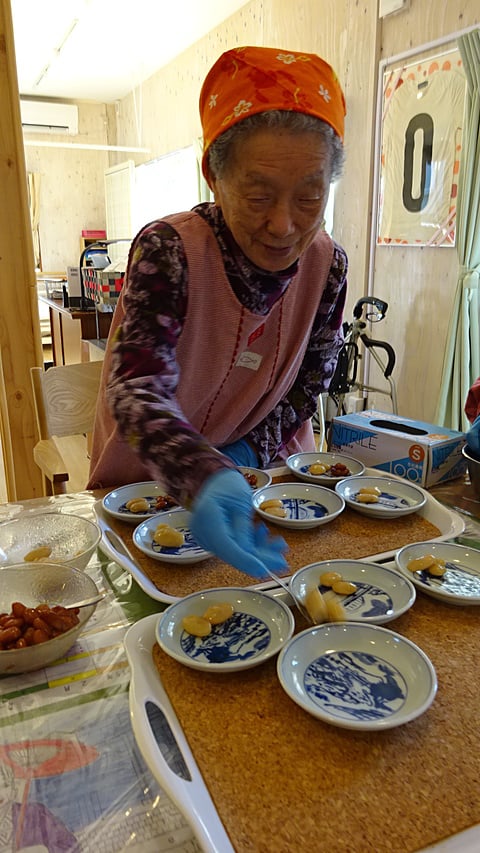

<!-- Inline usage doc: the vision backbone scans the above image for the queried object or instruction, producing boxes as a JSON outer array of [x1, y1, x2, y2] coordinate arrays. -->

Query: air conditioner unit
[[20, 99, 79, 135]]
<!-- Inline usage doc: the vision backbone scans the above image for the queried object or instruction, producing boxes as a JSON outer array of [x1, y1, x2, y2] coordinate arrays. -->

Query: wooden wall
[[23, 103, 109, 272], [110, 0, 479, 423], [368, 0, 480, 420]]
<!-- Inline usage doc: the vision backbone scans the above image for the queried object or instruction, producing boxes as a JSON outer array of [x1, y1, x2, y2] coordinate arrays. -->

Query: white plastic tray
[[124, 615, 235, 853], [125, 612, 479, 853], [96, 468, 465, 606]]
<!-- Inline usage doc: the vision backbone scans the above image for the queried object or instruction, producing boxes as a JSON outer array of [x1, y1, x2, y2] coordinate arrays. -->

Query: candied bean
[[304, 587, 328, 624], [428, 563, 446, 577], [359, 486, 382, 496], [407, 554, 436, 573], [24, 545, 52, 562], [328, 463, 351, 477], [332, 580, 357, 595], [0, 601, 80, 651], [320, 571, 342, 587], [32, 628, 50, 645], [203, 603, 234, 625], [126, 498, 149, 513], [325, 598, 346, 622], [153, 525, 185, 547], [356, 493, 379, 504], [0, 617, 24, 630], [182, 615, 212, 637], [0, 626, 22, 647], [308, 462, 328, 475], [32, 616, 52, 635]]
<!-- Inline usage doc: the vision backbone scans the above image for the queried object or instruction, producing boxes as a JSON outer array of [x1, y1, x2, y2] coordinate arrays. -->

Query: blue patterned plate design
[[156, 587, 295, 672], [277, 623, 437, 730], [395, 541, 480, 605], [289, 559, 416, 624], [133, 510, 212, 564], [102, 481, 180, 523], [252, 483, 345, 529], [335, 476, 426, 518], [286, 451, 365, 486]]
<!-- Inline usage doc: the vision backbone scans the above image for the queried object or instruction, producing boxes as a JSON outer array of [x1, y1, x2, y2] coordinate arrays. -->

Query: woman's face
[[209, 128, 334, 272]]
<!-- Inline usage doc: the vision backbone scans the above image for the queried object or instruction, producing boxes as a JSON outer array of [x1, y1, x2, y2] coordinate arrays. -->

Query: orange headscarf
[[199, 45, 346, 179]]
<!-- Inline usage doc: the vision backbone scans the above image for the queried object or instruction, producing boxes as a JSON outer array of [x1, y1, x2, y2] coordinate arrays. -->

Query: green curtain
[[435, 28, 480, 432]]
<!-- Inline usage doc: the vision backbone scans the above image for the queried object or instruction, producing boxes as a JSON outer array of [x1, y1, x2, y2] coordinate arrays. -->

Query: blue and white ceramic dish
[[286, 451, 365, 486], [133, 510, 212, 565], [277, 622, 437, 730], [395, 541, 480, 605], [335, 475, 426, 519], [252, 482, 345, 529], [156, 587, 295, 672], [289, 559, 416, 625], [102, 481, 180, 523]]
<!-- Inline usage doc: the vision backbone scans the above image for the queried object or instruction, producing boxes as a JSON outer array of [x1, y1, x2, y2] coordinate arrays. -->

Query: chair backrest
[[31, 361, 103, 439]]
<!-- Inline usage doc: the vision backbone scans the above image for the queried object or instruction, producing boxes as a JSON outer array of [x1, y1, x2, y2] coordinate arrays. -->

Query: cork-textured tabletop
[[119, 475, 480, 853], [126, 589, 480, 853], [95, 472, 463, 604]]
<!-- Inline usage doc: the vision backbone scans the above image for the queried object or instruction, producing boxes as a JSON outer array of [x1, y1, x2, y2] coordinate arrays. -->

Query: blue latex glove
[[220, 438, 259, 468], [467, 414, 480, 459], [190, 469, 288, 579]]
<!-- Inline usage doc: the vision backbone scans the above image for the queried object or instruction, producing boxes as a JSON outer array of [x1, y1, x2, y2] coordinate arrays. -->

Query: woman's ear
[[203, 164, 217, 195]]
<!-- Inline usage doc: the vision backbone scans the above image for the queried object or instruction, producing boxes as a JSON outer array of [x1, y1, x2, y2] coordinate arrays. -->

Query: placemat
[[152, 593, 480, 853]]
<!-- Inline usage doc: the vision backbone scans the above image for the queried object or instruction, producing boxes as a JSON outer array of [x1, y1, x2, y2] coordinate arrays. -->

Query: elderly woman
[[88, 45, 348, 577]]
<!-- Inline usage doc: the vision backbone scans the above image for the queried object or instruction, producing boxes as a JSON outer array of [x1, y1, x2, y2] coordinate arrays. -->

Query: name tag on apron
[[236, 351, 263, 371]]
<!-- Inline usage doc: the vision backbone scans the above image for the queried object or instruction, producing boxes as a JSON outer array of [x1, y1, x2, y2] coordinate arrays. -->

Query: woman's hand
[[190, 469, 288, 578]]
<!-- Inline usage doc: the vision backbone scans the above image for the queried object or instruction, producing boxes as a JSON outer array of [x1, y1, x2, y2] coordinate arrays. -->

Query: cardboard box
[[83, 267, 125, 306], [330, 409, 466, 487], [81, 229, 106, 238]]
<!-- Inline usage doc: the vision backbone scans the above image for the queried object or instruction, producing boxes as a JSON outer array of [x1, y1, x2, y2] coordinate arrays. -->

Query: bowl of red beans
[[0, 563, 100, 674]]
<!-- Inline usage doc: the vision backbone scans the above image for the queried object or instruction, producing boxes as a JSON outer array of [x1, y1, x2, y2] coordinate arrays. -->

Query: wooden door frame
[[0, 0, 45, 499]]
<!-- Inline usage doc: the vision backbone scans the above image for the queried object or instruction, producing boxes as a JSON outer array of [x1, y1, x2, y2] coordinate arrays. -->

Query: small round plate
[[238, 467, 272, 490], [277, 622, 437, 730], [335, 476, 426, 518], [286, 452, 365, 485], [289, 559, 416, 624], [156, 587, 295, 672], [133, 510, 212, 564], [102, 481, 180, 523], [395, 541, 480, 605], [252, 483, 345, 529]]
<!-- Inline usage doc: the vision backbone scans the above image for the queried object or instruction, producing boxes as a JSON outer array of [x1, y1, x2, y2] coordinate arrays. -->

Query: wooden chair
[[30, 360, 103, 495]]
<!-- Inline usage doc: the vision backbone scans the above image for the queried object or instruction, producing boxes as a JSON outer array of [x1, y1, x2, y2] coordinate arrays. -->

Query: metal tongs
[[263, 567, 314, 624]]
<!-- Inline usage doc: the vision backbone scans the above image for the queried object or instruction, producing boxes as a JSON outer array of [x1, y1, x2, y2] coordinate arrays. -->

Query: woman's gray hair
[[206, 110, 345, 183]]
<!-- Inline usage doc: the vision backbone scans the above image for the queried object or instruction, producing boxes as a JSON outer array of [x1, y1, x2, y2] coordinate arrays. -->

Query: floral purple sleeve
[[248, 243, 348, 466], [107, 221, 233, 506]]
